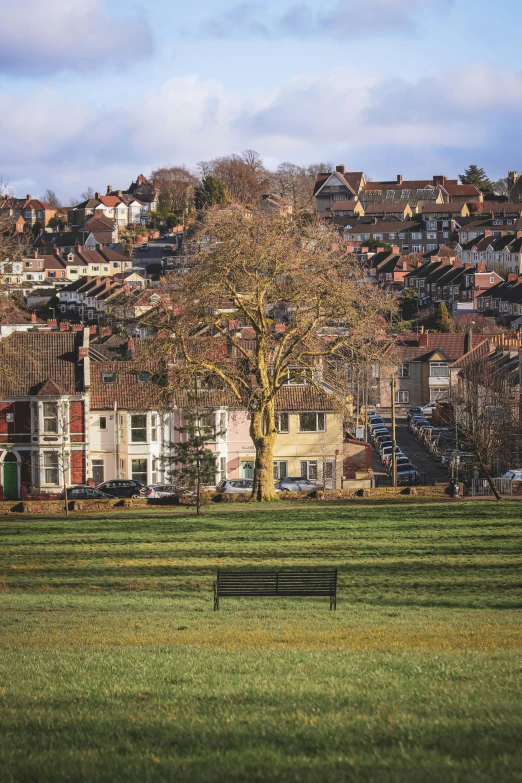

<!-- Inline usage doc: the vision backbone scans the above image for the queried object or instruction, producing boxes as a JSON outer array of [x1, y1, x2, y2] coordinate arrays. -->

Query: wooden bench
[[213, 568, 338, 611]]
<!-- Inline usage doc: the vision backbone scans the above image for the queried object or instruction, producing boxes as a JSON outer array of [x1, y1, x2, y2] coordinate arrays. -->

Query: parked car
[[164, 245, 174, 253], [407, 407, 422, 421], [60, 486, 112, 500], [277, 477, 323, 492], [421, 402, 437, 416], [139, 243, 149, 252], [503, 469, 522, 481], [215, 479, 254, 495], [141, 484, 180, 499], [96, 480, 142, 498], [397, 468, 420, 485], [387, 458, 413, 474]]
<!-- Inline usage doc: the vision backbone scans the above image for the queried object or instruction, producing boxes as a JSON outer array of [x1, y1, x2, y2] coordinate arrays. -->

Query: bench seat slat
[[214, 568, 338, 610]]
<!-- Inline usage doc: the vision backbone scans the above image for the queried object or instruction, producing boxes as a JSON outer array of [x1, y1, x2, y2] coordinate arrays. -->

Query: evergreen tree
[[194, 175, 229, 210], [166, 380, 225, 514], [435, 302, 452, 333], [459, 165, 493, 191]]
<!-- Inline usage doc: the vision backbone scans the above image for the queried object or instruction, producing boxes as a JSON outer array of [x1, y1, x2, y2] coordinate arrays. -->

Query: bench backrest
[[216, 569, 337, 597]]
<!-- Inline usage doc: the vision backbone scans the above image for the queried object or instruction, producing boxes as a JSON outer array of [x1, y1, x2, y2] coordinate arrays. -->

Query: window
[[42, 402, 58, 433], [427, 244, 437, 251], [443, 232, 449, 239], [44, 452, 59, 484], [395, 390, 410, 403], [430, 361, 449, 377], [373, 234, 383, 240], [389, 233, 396, 240], [131, 414, 147, 443], [87, 310, 93, 320], [131, 459, 147, 484], [427, 232, 437, 240], [276, 412, 289, 433], [412, 233, 422, 240], [137, 371, 152, 384], [300, 460, 318, 480], [412, 245, 422, 253], [91, 266, 100, 272], [219, 456, 226, 481], [283, 368, 308, 386], [299, 412, 326, 432], [273, 461, 288, 480], [102, 371, 117, 385], [398, 363, 410, 378], [151, 414, 158, 442], [99, 416, 107, 430], [490, 277, 495, 284], [430, 388, 448, 402]]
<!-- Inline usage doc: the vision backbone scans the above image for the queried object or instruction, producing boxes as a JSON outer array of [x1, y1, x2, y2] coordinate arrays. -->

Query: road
[[370, 414, 449, 487], [130, 237, 179, 270]]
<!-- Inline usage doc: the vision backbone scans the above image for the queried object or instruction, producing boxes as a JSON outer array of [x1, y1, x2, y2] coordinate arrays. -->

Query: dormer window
[[137, 371, 152, 384], [282, 368, 309, 386], [68, 253, 74, 261], [102, 371, 117, 385]]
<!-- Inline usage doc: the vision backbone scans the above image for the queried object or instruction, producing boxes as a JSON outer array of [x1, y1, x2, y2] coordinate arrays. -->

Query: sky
[[1, 0, 521, 202]]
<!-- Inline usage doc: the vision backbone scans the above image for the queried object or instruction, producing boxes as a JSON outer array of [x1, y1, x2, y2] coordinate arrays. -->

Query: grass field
[[1, 501, 521, 782]]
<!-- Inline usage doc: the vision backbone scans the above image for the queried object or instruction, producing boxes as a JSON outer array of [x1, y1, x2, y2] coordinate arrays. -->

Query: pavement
[[369, 414, 449, 487]]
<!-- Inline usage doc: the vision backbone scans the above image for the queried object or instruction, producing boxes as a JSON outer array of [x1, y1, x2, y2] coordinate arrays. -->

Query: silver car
[[141, 484, 179, 498], [277, 476, 323, 492], [215, 479, 254, 495]]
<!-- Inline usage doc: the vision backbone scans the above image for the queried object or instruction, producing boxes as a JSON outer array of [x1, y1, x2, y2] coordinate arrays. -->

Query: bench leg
[[213, 583, 219, 611], [330, 594, 337, 611]]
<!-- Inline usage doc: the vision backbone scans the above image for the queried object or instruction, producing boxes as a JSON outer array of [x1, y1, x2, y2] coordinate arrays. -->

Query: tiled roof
[[0, 332, 82, 395], [275, 386, 333, 411], [385, 333, 493, 363], [364, 203, 410, 214], [89, 361, 166, 409], [332, 200, 359, 210], [442, 183, 481, 197]]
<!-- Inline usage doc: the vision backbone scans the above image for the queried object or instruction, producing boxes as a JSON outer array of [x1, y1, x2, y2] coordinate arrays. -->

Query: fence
[[471, 478, 512, 496]]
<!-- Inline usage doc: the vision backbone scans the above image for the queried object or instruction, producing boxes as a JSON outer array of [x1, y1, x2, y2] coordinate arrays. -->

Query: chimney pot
[[397, 175, 403, 184], [95, 192, 100, 199], [107, 186, 112, 194], [336, 165, 345, 174]]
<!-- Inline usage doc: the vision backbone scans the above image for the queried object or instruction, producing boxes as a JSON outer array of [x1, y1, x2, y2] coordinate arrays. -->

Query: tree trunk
[[476, 448, 502, 502], [250, 406, 278, 502]]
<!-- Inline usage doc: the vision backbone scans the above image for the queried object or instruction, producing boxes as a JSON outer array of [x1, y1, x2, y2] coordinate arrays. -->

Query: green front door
[[3, 456, 19, 500]]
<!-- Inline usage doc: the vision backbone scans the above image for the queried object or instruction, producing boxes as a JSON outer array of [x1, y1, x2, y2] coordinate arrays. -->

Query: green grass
[[1, 501, 522, 782]]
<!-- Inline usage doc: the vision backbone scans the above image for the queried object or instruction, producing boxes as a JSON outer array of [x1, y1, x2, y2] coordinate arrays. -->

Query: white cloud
[[0, 0, 153, 76], [0, 61, 520, 199], [199, 0, 452, 39]]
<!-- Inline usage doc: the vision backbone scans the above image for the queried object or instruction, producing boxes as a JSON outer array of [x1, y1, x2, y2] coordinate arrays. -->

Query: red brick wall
[[0, 402, 31, 443], [70, 449, 86, 484], [69, 401, 85, 443]]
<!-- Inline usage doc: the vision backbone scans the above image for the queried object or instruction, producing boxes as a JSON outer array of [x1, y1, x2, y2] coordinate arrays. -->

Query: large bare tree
[[151, 165, 198, 215], [198, 150, 271, 206], [149, 206, 395, 500]]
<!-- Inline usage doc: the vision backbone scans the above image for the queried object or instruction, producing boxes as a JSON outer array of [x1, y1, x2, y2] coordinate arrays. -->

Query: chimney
[[476, 262, 486, 272], [54, 248, 61, 257], [137, 174, 145, 184], [105, 278, 111, 289], [47, 319, 57, 329], [107, 186, 112, 194], [433, 176, 446, 186], [26, 194, 31, 200], [117, 190, 123, 197], [31, 312, 37, 323], [59, 321, 69, 332], [464, 262, 474, 269], [392, 245, 400, 254], [95, 192, 100, 199], [508, 273, 518, 281], [336, 165, 346, 174], [465, 328, 473, 354], [419, 330, 429, 347], [75, 243, 82, 251], [397, 175, 402, 184], [127, 336, 135, 355]]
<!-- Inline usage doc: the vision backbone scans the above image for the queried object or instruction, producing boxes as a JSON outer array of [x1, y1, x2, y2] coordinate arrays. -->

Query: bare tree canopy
[[151, 165, 198, 214], [42, 188, 61, 208], [80, 187, 95, 201], [149, 207, 395, 500], [198, 150, 271, 205]]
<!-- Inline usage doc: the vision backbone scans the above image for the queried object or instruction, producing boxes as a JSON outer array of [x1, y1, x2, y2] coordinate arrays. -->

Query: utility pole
[[391, 374, 397, 487]]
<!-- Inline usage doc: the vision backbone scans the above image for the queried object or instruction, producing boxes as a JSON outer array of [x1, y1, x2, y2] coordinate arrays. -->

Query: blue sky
[[0, 0, 520, 201]]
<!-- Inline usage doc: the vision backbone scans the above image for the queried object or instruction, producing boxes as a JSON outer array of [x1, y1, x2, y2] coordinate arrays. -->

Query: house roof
[[364, 203, 410, 214], [0, 332, 82, 395], [385, 333, 483, 363]]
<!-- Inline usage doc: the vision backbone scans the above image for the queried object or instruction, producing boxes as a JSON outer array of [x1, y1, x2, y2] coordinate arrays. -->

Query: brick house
[[0, 331, 89, 498]]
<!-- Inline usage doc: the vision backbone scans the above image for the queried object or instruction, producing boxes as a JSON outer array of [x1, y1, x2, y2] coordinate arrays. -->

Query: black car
[[96, 480, 143, 498], [60, 486, 112, 500]]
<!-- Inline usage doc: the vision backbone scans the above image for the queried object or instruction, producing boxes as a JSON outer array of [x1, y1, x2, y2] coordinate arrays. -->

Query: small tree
[[166, 379, 223, 515], [435, 302, 452, 333], [42, 189, 61, 208]]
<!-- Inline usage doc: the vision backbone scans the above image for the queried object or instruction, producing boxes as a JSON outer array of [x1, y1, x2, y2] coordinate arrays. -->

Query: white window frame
[[298, 412, 326, 432]]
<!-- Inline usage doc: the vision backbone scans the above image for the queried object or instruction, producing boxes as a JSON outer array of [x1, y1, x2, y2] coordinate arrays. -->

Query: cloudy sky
[[1, 0, 520, 201]]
